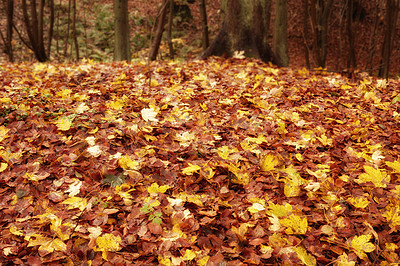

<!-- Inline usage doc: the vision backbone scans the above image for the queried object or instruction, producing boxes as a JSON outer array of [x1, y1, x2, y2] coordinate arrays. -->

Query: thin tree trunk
[[199, 0, 209, 50], [47, 0, 54, 58], [72, 0, 79, 60], [5, 0, 14, 62], [149, 0, 168, 61], [302, 0, 310, 68], [167, 0, 174, 58], [367, 0, 380, 73], [64, 0, 71, 57]]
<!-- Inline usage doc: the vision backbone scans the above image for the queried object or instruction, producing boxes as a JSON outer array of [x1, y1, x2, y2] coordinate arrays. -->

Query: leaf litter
[[0, 58, 400, 264]]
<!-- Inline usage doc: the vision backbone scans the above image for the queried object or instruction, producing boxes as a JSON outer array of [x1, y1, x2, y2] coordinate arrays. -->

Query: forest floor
[[0, 57, 400, 265]]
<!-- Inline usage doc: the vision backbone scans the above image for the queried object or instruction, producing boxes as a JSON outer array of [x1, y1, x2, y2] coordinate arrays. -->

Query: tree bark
[[199, 0, 209, 50], [200, 0, 281, 66], [149, 0, 168, 61], [114, 0, 130, 61], [21, 0, 48, 62], [5, 0, 14, 62], [309, 0, 333, 68], [379, 0, 399, 78], [273, 0, 289, 66]]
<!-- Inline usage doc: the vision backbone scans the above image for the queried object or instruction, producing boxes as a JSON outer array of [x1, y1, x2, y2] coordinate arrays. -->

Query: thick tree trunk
[[21, 0, 48, 62], [200, 0, 281, 66], [114, 0, 131, 61], [309, 0, 333, 68], [273, 0, 289, 66], [379, 0, 399, 78]]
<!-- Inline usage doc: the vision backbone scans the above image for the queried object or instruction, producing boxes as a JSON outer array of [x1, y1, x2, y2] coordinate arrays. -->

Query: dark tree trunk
[[149, 0, 168, 61], [114, 0, 130, 61], [199, 0, 209, 50], [5, 0, 14, 62], [309, 0, 333, 68], [379, 0, 399, 78], [273, 0, 289, 66], [21, 0, 49, 62], [200, 0, 281, 66]]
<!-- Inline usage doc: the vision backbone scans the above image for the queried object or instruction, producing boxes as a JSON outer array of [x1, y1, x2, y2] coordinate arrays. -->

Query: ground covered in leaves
[[1, 58, 400, 265]]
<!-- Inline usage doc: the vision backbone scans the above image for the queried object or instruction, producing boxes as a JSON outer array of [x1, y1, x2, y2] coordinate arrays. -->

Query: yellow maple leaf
[[181, 163, 201, 175], [294, 246, 316, 266], [217, 146, 238, 160], [94, 233, 122, 260], [0, 126, 10, 142], [382, 200, 400, 230], [267, 202, 293, 217], [386, 160, 400, 174], [336, 253, 356, 266], [55, 116, 73, 131], [27, 235, 66, 253], [228, 163, 250, 185], [347, 196, 369, 209], [280, 214, 308, 234], [0, 162, 7, 172], [9, 225, 24, 236], [356, 165, 390, 188], [261, 154, 279, 172], [118, 155, 140, 170], [147, 183, 170, 194], [181, 249, 197, 261], [348, 234, 375, 259], [62, 196, 87, 211]]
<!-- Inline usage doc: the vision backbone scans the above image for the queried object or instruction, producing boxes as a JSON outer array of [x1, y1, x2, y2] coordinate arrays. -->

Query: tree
[[0, 0, 14, 62], [200, 0, 281, 66], [308, 0, 333, 68], [21, 0, 54, 62], [114, 0, 130, 61], [199, 0, 209, 50], [379, 0, 399, 79], [273, 0, 288, 66]]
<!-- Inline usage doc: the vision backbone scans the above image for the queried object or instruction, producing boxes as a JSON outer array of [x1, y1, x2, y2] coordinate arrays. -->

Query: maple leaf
[[347, 196, 369, 209], [280, 214, 308, 234], [118, 155, 140, 170], [62, 196, 87, 211], [65, 178, 82, 197], [55, 116, 74, 131], [294, 246, 316, 266], [336, 253, 356, 266], [0, 126, 10, 142], [355, 165, 390, 188], [260, 154, 279, 172], [386, 159, 400, 174], [347, 234, 375, 259], [147, 182, 170, 194], [141, 107, 159, 122], [94, 233, 122, 260], [0, 162, 7, 172], [181, 163, 201, 175]]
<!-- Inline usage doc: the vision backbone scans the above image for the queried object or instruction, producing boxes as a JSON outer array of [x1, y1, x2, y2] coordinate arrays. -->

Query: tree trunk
[[167, 0, 174, 58], [199, 0, 209, 50], [149, 0, 168, 61], [273, 0, 289, 66], [114, 0, 130, 61], [309, 0, 333, 68], [72, 0, 79, 60], [5, 0, 14, 62], [346, 0, 356, 70], [379, 0, 399, 78], [21, 0, 48, 62], [200, 0, 281, 66]]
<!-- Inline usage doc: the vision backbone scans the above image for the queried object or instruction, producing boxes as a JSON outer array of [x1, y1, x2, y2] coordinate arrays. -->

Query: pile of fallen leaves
[[1, 57, 400, 265]]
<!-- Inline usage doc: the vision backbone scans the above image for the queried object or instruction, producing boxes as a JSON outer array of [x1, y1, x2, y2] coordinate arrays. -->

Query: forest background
[[0, 0, 400, 78]]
